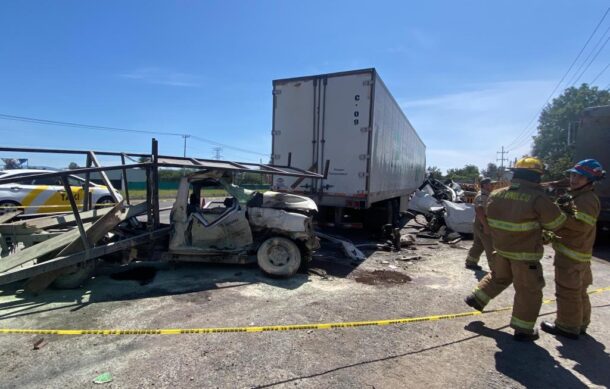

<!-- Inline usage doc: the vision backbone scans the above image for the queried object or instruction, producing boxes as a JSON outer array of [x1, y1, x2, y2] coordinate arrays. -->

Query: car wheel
[[257, 236, 302, 277], [95, 196, 115, 209], [0, 200, 22, 215]]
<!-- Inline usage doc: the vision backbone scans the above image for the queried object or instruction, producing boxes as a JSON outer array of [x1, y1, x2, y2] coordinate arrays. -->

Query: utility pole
[[213, 147, 223, 160], [496, 146, 509, 170], [182, 135, 190, 158]]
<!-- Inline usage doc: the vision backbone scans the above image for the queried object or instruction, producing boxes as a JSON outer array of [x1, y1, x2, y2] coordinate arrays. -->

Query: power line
[[591, 62, 610, 85], [565, 24, 610, 87], [190, 135, 269, 157], [504, 6, 610, 151], [505, 8, 610, 150], [569, 34, 610, 86], [0, 112, 270, 157], [0, 113, 185, 136], [507, 139, 533, 155]]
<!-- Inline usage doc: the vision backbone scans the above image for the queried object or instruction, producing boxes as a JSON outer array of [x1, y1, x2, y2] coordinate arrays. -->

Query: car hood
[[261, 191, 318, 212]]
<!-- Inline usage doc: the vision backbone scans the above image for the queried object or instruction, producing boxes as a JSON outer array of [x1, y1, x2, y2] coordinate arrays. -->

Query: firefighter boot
[[540, 321, 579, 340], [513, 329, 539, 342], [464, 294, 484, 312]]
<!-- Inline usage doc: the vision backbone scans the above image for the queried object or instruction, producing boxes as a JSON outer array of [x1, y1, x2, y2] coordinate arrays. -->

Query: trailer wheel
[[257, 237, 301, 277], [52, 260, 96, 289]]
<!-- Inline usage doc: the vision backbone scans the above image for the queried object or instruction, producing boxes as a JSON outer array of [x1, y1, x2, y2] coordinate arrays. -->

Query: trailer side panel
[[368, 72, 426, 206]]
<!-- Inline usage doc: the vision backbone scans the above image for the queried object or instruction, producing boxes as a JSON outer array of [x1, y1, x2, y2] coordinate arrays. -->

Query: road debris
[[396, 255, 421, 262], [32, 337, 47, 350], [355, 243, 393, 251], [414, 238, 439, 246], [93, 372, 113, 384], [307, 268, 329, 278], [315, 232, 366, 262]]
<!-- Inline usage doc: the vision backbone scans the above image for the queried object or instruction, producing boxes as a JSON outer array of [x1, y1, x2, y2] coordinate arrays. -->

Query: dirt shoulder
[[1, 234, 609, 388]]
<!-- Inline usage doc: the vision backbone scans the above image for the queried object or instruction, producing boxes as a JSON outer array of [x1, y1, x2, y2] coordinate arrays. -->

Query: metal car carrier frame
[[0, 139, 326, 289]]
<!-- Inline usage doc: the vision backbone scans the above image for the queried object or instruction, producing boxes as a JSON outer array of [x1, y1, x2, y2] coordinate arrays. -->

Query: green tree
[[481, 162, 498, 179], [481, 162, 506, 180], [426, 166, 443, 180], [532, 84, 610, 180], [158, 169, 185, 182], [68, 162, 79, 169], [446, 164, 480, 183]]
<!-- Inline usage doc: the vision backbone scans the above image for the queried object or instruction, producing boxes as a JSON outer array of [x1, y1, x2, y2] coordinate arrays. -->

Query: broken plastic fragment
[[93, 372, 113, 384]]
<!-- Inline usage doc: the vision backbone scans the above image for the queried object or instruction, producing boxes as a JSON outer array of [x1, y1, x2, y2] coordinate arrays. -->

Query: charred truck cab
[[168, 171, 319, 277]]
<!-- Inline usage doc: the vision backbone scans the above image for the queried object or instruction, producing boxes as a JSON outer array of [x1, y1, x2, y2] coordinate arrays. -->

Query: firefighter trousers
[[473, 254, 545, 334], [554, 253, 593, 334], [466, 225, 494, 270]]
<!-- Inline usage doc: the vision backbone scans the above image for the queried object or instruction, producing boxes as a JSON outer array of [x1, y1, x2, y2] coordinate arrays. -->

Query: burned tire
[[0, 200, 22, 215], [257, 237, 301, 277], [52, 261, 96, 289]]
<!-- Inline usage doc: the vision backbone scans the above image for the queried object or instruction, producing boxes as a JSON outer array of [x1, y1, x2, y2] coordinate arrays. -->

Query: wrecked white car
[[167, 172, 319, 277]]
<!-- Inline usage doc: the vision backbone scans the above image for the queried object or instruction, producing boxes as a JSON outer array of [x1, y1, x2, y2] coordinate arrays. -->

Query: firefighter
[[464, 157, 566, 341], [465, 177, 495, 271], [541, 159, 605, 339]]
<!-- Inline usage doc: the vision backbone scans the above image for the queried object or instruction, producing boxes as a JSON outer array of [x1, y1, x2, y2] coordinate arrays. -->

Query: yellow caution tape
[[1, 286, 608, 336]]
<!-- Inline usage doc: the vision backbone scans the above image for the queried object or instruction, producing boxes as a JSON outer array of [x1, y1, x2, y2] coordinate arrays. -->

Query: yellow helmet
[[512, 157, 544, 174]]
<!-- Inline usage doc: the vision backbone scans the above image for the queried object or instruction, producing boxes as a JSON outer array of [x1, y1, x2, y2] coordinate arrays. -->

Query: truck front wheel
[[257, 237, 302, 277]]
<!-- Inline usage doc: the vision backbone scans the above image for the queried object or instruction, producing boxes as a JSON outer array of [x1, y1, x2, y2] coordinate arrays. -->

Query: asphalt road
[[1, 230, 609, 388]]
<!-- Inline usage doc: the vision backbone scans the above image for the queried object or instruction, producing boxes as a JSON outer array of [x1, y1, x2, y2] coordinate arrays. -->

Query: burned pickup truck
[[166, 171, 320, 277], [0, 140, 326, 292]]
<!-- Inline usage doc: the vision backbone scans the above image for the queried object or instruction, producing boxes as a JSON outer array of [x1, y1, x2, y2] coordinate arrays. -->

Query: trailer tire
[[52, 260, 96, 289], [257, 237, 301, 277]]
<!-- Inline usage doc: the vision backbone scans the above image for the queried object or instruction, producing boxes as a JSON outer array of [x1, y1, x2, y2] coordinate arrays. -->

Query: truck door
[[190, 199, 253, 250], [317, 72, 372, 198], [272, 78, 318, 191]]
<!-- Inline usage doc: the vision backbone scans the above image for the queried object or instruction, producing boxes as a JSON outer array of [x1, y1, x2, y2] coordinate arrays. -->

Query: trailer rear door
[[317, 72, 373, 197], [272, 78, 317, 190]]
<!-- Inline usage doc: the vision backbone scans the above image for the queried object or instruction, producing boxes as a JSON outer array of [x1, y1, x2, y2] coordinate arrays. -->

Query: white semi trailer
[[271, 68, 426, 230]]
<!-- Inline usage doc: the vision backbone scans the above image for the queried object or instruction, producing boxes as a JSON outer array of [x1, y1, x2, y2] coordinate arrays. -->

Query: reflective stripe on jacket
[[552, 187, 600, 262], [486, 179, 565, 261]]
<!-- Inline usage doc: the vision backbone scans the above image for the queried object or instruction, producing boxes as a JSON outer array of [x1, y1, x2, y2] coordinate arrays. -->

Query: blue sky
[[1, 1, 608, 172]]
